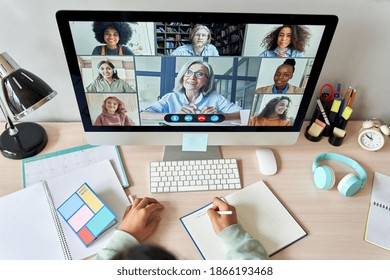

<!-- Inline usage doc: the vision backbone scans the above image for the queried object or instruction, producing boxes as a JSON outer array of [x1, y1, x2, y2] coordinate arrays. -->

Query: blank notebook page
[[225, 181, 307, 255]]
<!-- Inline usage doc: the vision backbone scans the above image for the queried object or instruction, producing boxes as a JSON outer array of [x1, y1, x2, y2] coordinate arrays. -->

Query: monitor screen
[[56, 11, 337, 146]]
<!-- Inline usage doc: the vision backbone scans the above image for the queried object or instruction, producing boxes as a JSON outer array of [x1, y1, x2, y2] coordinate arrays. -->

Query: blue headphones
[[312, 153, 367, 197]]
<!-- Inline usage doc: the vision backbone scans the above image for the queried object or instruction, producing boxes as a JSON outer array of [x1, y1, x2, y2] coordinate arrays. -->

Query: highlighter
[[329, 99, 341, 123]]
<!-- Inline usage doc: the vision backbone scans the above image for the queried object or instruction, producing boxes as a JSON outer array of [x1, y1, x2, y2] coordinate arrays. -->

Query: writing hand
[[207, 197, 237, 234], [119, 197, 164, 242]]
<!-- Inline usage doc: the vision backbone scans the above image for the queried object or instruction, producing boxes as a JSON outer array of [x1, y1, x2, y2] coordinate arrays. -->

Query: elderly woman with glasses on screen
[[141, 60, 241, 120]]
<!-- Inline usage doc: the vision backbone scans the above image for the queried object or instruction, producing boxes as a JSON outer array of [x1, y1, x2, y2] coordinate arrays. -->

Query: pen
[[128, 194, 135, 205], [316, 99, 330, 126], [217, 210, 233, 215], [347, 89, 356, 107], [339, 86, 352, 117]]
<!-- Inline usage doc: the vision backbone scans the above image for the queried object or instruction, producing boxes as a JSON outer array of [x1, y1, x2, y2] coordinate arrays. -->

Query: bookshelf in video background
[[155, 22, 246, 56], [213, 24, 245, 56]]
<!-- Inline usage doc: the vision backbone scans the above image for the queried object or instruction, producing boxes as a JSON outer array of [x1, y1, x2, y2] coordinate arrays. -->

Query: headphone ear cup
[[337, 173, 363, 197], [314, 166, 335, 190]]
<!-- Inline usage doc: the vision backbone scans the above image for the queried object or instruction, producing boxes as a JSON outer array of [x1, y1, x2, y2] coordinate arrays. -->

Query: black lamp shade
[[0, 52, 57, 159], [1, 68, 56, 120]]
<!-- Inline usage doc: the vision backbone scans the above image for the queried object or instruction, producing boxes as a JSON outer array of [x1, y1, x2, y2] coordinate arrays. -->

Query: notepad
[[364, 172, 390, 251], [0, 160, 129, 260], [57, 183, 117, 247], [180, 181, 307, 259], [22, 144, 129, 188]]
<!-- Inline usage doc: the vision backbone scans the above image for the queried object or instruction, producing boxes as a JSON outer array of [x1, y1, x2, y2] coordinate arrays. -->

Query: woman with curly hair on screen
[[259, 25, 310, 58], [92, 22, 134, 55], [249, 96, 292, 126]]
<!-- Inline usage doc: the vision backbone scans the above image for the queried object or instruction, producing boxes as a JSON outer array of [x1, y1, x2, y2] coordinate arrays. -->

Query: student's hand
[[207, 197, 238, 234], [119, 197, 164, 242]]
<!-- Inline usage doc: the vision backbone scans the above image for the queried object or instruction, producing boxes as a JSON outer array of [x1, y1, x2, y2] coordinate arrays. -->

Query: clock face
[[358, 129, 385, 151]]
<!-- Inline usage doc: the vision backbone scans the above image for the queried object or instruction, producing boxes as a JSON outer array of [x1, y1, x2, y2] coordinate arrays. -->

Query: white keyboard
[[150, 158, 241, 193]]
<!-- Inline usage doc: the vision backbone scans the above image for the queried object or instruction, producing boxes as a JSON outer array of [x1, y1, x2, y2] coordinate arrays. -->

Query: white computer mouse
[[256, 148, 277, 175]]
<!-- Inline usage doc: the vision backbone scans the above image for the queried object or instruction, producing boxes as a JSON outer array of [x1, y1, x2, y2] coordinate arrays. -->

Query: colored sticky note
[[341, 106, 353, 120], [78, 227, 95, 245], [182, 133, 208, 152], [68, 204, 94, 232], [57, 193, 84, 220], [77, 184, 103, 213], [86, 207, 116, 236], [308, 122, 325, 137]]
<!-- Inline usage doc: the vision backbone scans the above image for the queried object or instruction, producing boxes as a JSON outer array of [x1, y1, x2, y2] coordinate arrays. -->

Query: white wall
[[1, 0, 389, 122]]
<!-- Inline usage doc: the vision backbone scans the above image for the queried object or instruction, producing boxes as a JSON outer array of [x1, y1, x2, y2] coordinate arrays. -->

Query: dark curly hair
[[258, 96, 292, 119], [282, 58, 296, 73], [92, 22, 133, 45], [261, 25, 310, 52]]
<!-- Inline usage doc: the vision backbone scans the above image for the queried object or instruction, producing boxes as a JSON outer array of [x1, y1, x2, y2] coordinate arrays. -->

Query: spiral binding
[[43, 182, 72, 260], [373, 201, 390, 210]]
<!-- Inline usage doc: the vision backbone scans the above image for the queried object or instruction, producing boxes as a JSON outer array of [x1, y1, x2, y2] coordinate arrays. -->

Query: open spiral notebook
[[180, 180, 307, 259], [0, 160, 129, 260]]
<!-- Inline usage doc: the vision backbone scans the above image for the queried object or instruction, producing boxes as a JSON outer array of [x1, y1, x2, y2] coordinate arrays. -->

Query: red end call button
[[197, 115, 206, 122]]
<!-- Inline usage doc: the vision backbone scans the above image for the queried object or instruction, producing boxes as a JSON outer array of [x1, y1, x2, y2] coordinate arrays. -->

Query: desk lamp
[[0, 52, 57, 159]]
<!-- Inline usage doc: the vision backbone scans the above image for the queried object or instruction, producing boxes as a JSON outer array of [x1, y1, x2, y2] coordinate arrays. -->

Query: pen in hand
[[217, 210, 233, 215]]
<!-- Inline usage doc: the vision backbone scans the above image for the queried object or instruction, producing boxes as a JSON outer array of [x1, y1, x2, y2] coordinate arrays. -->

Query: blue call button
[[210, 115, 220, 122], [170, 115, 180, 122], [184, 115, 193, 122]]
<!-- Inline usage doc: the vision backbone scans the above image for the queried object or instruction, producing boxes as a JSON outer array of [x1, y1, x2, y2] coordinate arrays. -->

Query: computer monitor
[[56, 11, 338, 151]]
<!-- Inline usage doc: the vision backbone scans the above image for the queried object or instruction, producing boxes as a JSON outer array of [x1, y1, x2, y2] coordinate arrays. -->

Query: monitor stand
[[163, 146, 222, 161]]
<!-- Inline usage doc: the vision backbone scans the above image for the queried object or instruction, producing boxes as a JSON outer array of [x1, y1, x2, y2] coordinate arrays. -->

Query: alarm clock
[[358, 119, 390, 151]]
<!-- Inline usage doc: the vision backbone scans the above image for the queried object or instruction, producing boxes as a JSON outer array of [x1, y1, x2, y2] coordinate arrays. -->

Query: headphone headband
[[312, 153, 367, 185]]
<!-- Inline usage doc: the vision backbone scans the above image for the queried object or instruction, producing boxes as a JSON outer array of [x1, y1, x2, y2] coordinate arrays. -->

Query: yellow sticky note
[[77, 184, 103, 213], [341, 106, 353, 120]]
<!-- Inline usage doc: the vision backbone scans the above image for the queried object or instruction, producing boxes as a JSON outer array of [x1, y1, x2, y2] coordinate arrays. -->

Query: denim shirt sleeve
[[218, 224, 269, 260], [95, 230, 140, 260]]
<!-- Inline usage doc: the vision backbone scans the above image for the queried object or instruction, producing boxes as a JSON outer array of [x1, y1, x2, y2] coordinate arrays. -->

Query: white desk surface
[[0, 121, 389, 260]]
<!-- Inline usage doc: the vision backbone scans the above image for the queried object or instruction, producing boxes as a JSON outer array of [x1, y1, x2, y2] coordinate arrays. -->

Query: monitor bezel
[[56, 10, 338, 134]]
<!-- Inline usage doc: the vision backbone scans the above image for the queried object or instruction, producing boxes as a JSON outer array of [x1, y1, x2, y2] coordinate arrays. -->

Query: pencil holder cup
[[328, 134, 345, 146], [305, 125, 323, 142]]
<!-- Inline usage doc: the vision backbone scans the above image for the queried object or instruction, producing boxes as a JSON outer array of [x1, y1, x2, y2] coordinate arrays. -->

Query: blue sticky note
[[182, 134, 208, 152]]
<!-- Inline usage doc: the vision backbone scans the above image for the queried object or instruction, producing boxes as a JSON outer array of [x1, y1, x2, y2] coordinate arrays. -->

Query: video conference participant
[[91, 22, 134, 55], [86, 60, 136, 93], [249, 96, 292, 126], [141, 60, 241, 120], [94, 96, 136, 126], [171, 24, 219, 56], [255, 59, 303, 94], [259, 25, 310, 58]]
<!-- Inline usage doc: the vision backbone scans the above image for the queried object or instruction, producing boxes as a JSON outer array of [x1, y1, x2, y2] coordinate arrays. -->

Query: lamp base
[[0, 122, 48, 159]]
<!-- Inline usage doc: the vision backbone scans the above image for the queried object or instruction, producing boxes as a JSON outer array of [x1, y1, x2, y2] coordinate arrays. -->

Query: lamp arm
[[0, 93, 18, 136]]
